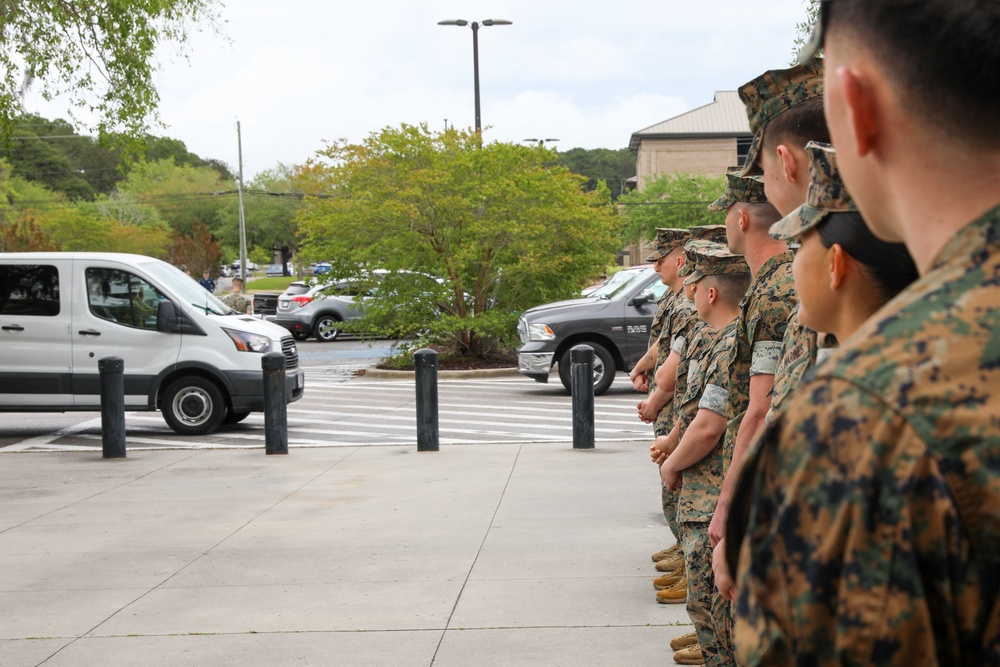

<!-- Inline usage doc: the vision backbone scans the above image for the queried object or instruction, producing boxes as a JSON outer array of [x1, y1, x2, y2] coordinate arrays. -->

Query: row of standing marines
[[622, 2, 1000, 664]]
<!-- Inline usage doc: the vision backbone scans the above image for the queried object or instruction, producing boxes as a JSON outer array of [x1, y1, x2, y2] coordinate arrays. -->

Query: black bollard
[[570, 345, 595, 449], [99, 356, 126, 458], [414, 348, 439, 452], [262, 352, 288, 455]]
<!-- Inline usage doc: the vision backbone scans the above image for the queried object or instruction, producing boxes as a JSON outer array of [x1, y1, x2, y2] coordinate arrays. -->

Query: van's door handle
[[1, 324, 24, 332], [78, 329, 102, 336]]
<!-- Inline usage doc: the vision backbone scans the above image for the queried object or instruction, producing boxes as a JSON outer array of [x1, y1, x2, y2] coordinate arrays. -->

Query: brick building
[[629, 91, 751, 191]]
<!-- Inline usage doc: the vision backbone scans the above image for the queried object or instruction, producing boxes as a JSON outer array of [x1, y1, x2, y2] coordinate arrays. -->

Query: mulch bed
[[377, 354, 517, 372]]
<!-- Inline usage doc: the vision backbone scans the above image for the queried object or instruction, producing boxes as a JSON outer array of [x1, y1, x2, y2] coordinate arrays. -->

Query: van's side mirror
[[157, 301, 178, 332]]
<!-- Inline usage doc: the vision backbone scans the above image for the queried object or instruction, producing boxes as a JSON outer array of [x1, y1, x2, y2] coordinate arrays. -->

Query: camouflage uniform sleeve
[[734, 377, 975, 666]]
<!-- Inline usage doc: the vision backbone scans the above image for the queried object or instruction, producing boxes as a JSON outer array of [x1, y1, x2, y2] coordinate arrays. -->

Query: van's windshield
[[142, 260, 232, 316], [589, 268, 655, 300]]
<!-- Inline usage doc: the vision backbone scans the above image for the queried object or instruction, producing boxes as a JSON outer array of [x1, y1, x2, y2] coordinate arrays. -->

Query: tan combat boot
[[653, 562, 686, 590], [673, 643, 704, 665], [655, 551, 684, 572], [669, 631, 698, 651], [655, 576, 687, 604], [651, 543, 679, 562]]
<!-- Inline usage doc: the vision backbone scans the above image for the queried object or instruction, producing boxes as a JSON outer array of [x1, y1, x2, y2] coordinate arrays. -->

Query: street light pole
[[438, 19, 511, 135]]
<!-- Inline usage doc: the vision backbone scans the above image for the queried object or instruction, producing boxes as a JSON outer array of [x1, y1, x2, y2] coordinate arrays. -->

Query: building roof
[[629, 91, 751, 151]]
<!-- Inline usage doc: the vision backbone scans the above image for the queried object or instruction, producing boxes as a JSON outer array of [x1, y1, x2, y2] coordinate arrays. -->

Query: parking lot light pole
[[438, 19, 512, 134]]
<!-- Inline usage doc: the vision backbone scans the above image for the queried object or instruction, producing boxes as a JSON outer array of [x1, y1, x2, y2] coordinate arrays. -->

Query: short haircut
[[828, 0, 1000, 147], [232, 278, 244, 287], [761, 97, 830, 155], [703, 273, 751, 307], [816, 211, 919, 303], [740, 201, 783, 230]]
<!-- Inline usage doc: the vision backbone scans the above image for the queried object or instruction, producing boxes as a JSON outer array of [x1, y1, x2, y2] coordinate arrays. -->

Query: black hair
[[828, 0, 1000, 147], [762, 97, 830, 154], [816, 211, 918, 302]]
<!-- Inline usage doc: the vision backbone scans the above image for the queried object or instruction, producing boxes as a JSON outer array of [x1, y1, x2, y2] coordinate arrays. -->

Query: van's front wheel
[[162, 377, 226, 435]]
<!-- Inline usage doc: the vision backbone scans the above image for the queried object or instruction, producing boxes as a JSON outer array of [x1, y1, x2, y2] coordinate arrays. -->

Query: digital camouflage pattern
[[648, 289, 676, 351], [722, 251, 796, 476], [689, 225, 730, 244], [681, 520, 736, 667], [739, 57, 824, 177], [646, 227, 692, 263], [683, 240, 748, 285], [677, 320, 739, 524], [768, 306, 839, 421], [708, 167, 769, 213], [770, 142, 857, 241], [654, 292, 701, 437], [729, 206, 1000, 666], [221, 291, 251, 314]]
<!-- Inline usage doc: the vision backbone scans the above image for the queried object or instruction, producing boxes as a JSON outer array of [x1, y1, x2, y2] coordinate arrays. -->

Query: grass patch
[[246, 276, 299, 292]]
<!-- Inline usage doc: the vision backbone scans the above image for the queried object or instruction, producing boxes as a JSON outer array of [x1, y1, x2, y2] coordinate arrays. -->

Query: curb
[[360, 367, 523, 380]]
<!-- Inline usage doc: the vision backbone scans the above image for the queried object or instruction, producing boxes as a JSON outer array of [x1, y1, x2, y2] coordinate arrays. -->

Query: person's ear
[[737, 208, 750, 233], [829, 243, 847, 289], [776, 145, 798, 185], [838, 66, 877, 157], [708, 286, 720, 305]]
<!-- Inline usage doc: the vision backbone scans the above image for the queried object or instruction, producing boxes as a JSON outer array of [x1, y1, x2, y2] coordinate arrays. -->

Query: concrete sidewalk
[[0, 443, 691, 666]]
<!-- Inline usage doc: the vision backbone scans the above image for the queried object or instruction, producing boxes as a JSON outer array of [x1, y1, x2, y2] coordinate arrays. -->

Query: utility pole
[[236, 121, 247, 283]]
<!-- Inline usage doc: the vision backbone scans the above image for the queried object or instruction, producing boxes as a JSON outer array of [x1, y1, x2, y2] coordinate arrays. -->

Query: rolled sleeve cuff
[[698, 383, 729, 416], [751, 341, 782, 375], [672, 335, 687, 356]]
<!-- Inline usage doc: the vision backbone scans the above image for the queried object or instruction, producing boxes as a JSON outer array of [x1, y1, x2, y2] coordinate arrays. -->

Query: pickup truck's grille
[[281, 337, 299, 369]]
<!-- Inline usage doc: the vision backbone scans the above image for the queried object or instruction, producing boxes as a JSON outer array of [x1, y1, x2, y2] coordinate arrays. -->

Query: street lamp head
[[481, 19, 512, 26], [438, 19, 468, 26]]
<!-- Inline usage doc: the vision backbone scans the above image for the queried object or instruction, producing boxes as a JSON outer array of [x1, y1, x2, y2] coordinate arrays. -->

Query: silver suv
[[274, 280, 367, 342]]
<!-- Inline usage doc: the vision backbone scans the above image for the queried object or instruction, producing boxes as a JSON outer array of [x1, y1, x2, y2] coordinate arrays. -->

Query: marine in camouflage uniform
[[221, 291, 251, 314], [643, 228, 693, 542], [662, 241, 747, 667], [727, 202, 1000, 665]]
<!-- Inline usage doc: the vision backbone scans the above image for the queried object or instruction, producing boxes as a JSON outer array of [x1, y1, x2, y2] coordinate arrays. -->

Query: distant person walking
[[199, 270, 216, 293]]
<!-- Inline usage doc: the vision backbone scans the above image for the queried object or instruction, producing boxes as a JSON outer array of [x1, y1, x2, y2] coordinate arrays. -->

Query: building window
[[736, 137, 753, 166]]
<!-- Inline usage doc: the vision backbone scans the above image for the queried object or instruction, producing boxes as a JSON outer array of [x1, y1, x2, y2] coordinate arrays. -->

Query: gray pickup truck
[[516, 265, 668, 395]]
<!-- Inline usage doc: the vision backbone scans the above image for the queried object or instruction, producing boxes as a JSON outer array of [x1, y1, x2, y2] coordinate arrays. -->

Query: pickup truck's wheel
[[312, 314, 342, 342], [558, 342, 616, 396], [162, 376, 226, 435]]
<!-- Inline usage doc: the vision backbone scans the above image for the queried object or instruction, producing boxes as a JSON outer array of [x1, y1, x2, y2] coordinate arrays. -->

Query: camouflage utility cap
[[708, 167, 768, 212], [739, 57, 824, 177], [645, 227, 692, 262], [689, 225, 729, 245], [771, 142, 857, 241], [683, 240, 747, 285]]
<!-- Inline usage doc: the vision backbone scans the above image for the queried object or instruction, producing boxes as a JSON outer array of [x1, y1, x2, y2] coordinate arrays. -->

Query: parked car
[[0, 252, 305, 435], [313, 262, 332, 275], [274, 279, 369, 341], [265, 263, 285, 277], [516, 265, 667, 394], [252, 280, 311, 322], [231, 260, 259, 273]]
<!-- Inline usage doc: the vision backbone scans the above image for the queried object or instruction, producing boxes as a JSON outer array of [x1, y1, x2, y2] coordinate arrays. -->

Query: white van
[[0, 253, 305, 435]]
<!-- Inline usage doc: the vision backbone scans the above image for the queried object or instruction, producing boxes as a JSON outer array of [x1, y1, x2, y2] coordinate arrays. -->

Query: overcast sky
[[30, 0, 809, 180]]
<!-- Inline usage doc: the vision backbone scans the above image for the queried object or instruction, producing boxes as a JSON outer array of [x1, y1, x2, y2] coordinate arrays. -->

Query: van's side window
[[86, 268, 165, 330], [0, 265, 60, 316]]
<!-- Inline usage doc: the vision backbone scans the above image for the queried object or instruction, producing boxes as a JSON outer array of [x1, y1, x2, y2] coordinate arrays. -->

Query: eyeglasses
[[798, 0, 830, 64]]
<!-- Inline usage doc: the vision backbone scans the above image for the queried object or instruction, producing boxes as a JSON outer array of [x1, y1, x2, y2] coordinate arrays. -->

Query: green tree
[[0, 1, 222, 146], [555, 147, 636, 200], [792, 0, 821, 62], [617, 172, 727, 246], [118, 158, 229, 236], [213, 165, 302, 275], [295, 124, 619, 357]]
